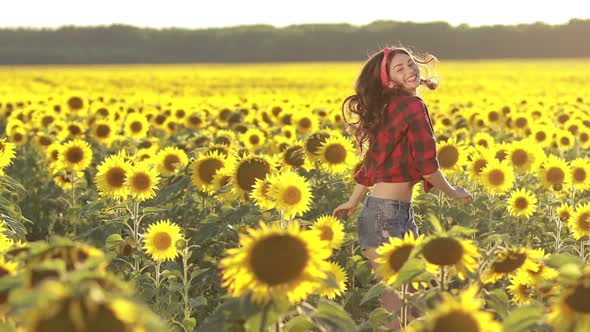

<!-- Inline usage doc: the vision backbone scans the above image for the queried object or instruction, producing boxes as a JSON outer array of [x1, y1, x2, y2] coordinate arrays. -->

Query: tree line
[[0, 19, 588, 64]]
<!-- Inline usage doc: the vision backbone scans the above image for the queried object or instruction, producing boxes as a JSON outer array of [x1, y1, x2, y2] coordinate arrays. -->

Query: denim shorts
[[357, 193, 419, 249]]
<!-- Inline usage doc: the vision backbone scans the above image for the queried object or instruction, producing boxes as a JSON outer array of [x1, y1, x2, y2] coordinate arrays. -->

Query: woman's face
[[388, 52, 420, 91]]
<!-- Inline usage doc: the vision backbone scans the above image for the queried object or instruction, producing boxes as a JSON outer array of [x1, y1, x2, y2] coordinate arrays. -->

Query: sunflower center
[[96, 124, 110, 138], [388, 244, 414, 272], [491, 251, 526, 273], [68, 96, 84, 110], [131, 173, 151, 191], [299, 118, 312, 129], [577, 212, 590, 231], [488, 111, 499, 122], [423, 238, 464, 266], [535, 131, 547, 142], [33, 300, 127, 332], [42, 115, 55, 127], [580, 133, 589, 143], [438, 146, 459, 169], [514, 197, 529, 210], [215, 136, 231, 146], [39, 136, 53, 146], [511, 150, 528, 167], [325, 144, 346, 164], [546, 167, 565, 184], [285, 146, 305, 167], [68, 125, 82, 136], [515, 118, 527, 128], [573, 168, 587, 183], [565, 285, 590, 313], [236, 158, 271, 193], [305, 132, 330, 155], [319, 226, 334, 242], [164, 155, 181, 172], [559, 210, 571, 223], [432, 310, 480, 332], [189, 115, 202, 126], [495, 150, 507, 161], [249, 135, 260, 145], [106, 167, 126, 188], [65, 147, 84, 164], [477, 139, 488, 148], [198, 158, 224, 184], [250, 235, 309, 286], [283, 186, 302, 205], [488, 169, 505, 186], [473, 159, 487, 174], [13, 133, 23, 142], [130, 121, 143, 133], [153, 232, 172, 250]]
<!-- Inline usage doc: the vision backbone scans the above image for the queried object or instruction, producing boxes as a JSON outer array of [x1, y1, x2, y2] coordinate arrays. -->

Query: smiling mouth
[[406, 74, 418, 82]]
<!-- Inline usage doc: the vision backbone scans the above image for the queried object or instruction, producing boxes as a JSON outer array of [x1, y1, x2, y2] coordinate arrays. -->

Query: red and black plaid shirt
[[354, 95, 439, 193]]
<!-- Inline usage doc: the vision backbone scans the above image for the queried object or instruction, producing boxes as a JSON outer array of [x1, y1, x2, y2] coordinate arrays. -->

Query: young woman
[[332, 46, 472, 330]]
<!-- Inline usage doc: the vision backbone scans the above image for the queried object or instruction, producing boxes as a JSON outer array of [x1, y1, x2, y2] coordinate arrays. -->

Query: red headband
[[380, 47, 393, 88]]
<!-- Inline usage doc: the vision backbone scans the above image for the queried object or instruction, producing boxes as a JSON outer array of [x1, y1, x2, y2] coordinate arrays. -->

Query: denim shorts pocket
[[375, 202, 402, 244]]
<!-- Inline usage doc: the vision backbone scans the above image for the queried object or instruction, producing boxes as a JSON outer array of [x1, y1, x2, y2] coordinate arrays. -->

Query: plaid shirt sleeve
[[353, 163, 372, 187], [406, 98, 439, 176]]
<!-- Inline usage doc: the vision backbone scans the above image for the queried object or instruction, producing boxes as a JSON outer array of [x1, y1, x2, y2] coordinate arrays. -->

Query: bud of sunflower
[[122, 238, 134, 257], [175, 238, 188, 250]]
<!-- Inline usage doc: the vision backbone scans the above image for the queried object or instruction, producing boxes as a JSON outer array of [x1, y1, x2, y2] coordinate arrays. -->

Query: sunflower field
[[0, 59, 589, 332]]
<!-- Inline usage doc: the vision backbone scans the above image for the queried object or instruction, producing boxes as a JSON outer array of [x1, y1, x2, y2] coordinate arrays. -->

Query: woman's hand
[[332, 200, 359, 219], [450, 186, 473, 204]]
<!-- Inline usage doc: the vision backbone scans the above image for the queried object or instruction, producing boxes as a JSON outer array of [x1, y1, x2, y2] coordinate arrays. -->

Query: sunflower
[[506, 188, 538, 219], [61, 121, 86, 141], [65, 94, 86, 112], [466, 147, 493, 181], [0, 137, 16, 169], [157, 146, 189, 176], [478, 159, 514, 195], [163, 118, 179, 137], [529, 123, 553, 148], [310, 215, 345, 251], [184, 111, 206, 129], [547, 265, 590, 331], [303, 131, 331, 161], [58, 139, 93, 171], [213, 129, 236, 147], [538, 154, 571, 192], [90, 120, 116, 146], [231, 154, 275, 200], [317, 261, 348, 300], [211, 166, 239, 201], [280, 141, 312, 171], [218, 221, 331, 304], [407, 285, 502, 332], [124, 113, 150, 139], [472, 132, 495, 149], [294, 112, 318, 135], [95, 152, 132, 200], [143, 219, 183, 261], [52, 169, 84, 191], [281, 125, 297, 141], [267, 170, 313, 219], [568, 202, 590, 240], [421, 234, 480, 281], [507, 275, 535, 305], [375, 231, 423, 285], [240, 128, 267, 151], [506, 139, 543, 174], [555, 128, 576, 151], [0, 258, 17, 283], [514, 248, 558, 286], [33, 133, 55, 151], [569, 158, 590, 192], [435, 137, 467, 174], [9, 126, 28, 145], [481, 247, 540, 284], [578, 128, 590, 149], [125, 162, 160, 201], [250, 176, 275, 211], [317, 135, 357, 174], [189, 150, 228, 194], [557, 203, 574, 225]]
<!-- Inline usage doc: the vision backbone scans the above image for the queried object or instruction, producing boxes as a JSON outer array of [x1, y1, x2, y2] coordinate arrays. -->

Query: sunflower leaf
[[545, 253, 583, 269], [392, 258, 425, 288], [360, 283, 385, 306], [313, 299, 357, 332], [368, 307, 390, 329], [502, 305, 543, 332], [284, 316, 314, 332], [485, 288, 510, 319]]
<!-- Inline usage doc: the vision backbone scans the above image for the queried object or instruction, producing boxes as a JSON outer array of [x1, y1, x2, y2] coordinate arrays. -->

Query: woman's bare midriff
[[370, 182, 413, 202]]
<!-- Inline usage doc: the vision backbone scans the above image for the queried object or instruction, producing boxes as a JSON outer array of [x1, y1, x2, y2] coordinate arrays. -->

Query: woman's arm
[[423, 169, 457, 197], [348, 183, 368, 205]]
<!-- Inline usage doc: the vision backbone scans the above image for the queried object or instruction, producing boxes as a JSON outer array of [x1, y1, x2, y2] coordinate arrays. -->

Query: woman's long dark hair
[[342, 45, 439, 170]]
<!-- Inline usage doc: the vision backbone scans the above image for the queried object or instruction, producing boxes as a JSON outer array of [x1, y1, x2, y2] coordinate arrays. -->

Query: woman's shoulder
[[387, 95, 427, 116]]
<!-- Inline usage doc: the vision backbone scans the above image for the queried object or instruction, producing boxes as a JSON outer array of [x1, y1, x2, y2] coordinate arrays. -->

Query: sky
[[2, 0, 589, 29]]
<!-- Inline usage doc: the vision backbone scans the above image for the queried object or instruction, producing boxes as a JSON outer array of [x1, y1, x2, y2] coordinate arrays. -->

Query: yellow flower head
[[143, 219, 183, 261], [310, 215, 345, 251]]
